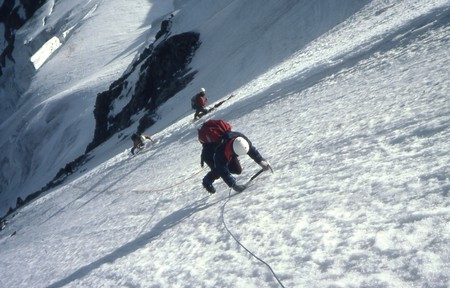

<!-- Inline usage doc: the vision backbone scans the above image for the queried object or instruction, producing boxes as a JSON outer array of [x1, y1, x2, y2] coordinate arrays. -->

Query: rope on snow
[[221, 189, 286, 288], [131, 169, 204, 193]]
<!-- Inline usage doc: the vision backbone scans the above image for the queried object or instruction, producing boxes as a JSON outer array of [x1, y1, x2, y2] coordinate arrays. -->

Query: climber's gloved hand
[[259, 160, 271, 171]]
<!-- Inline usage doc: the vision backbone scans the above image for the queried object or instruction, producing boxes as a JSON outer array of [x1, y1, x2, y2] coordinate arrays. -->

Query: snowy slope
[[1, 0, 450, 287], [0, 0, 174, 214], [0, 0, 369, 216]]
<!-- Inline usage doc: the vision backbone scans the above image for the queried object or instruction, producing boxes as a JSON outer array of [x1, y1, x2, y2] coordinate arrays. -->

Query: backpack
[[191, 93, 207, 109], [198, 119, 232, 144], [131, 133, 140, 142], [191, 94, 199, 109]]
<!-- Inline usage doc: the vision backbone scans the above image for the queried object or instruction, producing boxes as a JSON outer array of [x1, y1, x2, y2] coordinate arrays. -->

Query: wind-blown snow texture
[[1, 0, 450, 287]]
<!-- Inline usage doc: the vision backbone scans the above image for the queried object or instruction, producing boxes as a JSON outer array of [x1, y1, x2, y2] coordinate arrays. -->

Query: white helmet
[[232, 137, 249, 156], [200, 88, 206, 93]]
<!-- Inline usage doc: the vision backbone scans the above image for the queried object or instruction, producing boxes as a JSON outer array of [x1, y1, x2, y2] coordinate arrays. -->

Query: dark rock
[[87, 31, 200, 152], [0, 0, 46, 76]]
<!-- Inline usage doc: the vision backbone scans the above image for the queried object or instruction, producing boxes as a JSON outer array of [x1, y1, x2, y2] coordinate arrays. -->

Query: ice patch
[[30, 36, 62, 70]]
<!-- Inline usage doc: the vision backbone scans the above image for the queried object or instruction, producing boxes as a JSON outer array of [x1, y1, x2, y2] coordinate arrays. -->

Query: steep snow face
[[0, 0, 449, 287], [0, 0, 46, 121], [0, 0, 172, 216], [170, 0, 371, 98], [0, 0, 369, 216]]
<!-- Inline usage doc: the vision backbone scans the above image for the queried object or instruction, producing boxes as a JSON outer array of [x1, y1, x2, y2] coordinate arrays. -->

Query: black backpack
[[191, 94, 198, 109], [131, 133, 140, 142]]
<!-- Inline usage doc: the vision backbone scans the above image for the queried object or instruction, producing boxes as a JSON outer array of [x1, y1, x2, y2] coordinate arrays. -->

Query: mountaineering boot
[[202, 182, 216, 194], [232, 183, 246, 193]]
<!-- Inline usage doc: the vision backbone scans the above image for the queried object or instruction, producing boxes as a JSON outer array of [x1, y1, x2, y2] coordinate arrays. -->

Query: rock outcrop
[[87, 31, 200, 152]]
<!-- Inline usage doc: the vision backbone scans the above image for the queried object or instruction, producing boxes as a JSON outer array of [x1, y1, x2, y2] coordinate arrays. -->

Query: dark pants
[[131, 140, 144, 155], [194, 107, 209, 119], [203, 156, 242, 186]]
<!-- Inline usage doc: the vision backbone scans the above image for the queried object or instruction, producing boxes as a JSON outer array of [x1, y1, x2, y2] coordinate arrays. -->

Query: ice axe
[[247, 164, 273, 184]]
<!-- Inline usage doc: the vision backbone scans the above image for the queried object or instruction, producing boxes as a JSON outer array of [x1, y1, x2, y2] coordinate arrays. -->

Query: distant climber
[[131, 133, 154, 155], [191, 88, 209, 120], [198, 119, 271, 194]]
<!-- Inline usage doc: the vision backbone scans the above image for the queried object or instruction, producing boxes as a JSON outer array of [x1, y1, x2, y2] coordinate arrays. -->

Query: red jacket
[[197, 94, 207, 107]]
